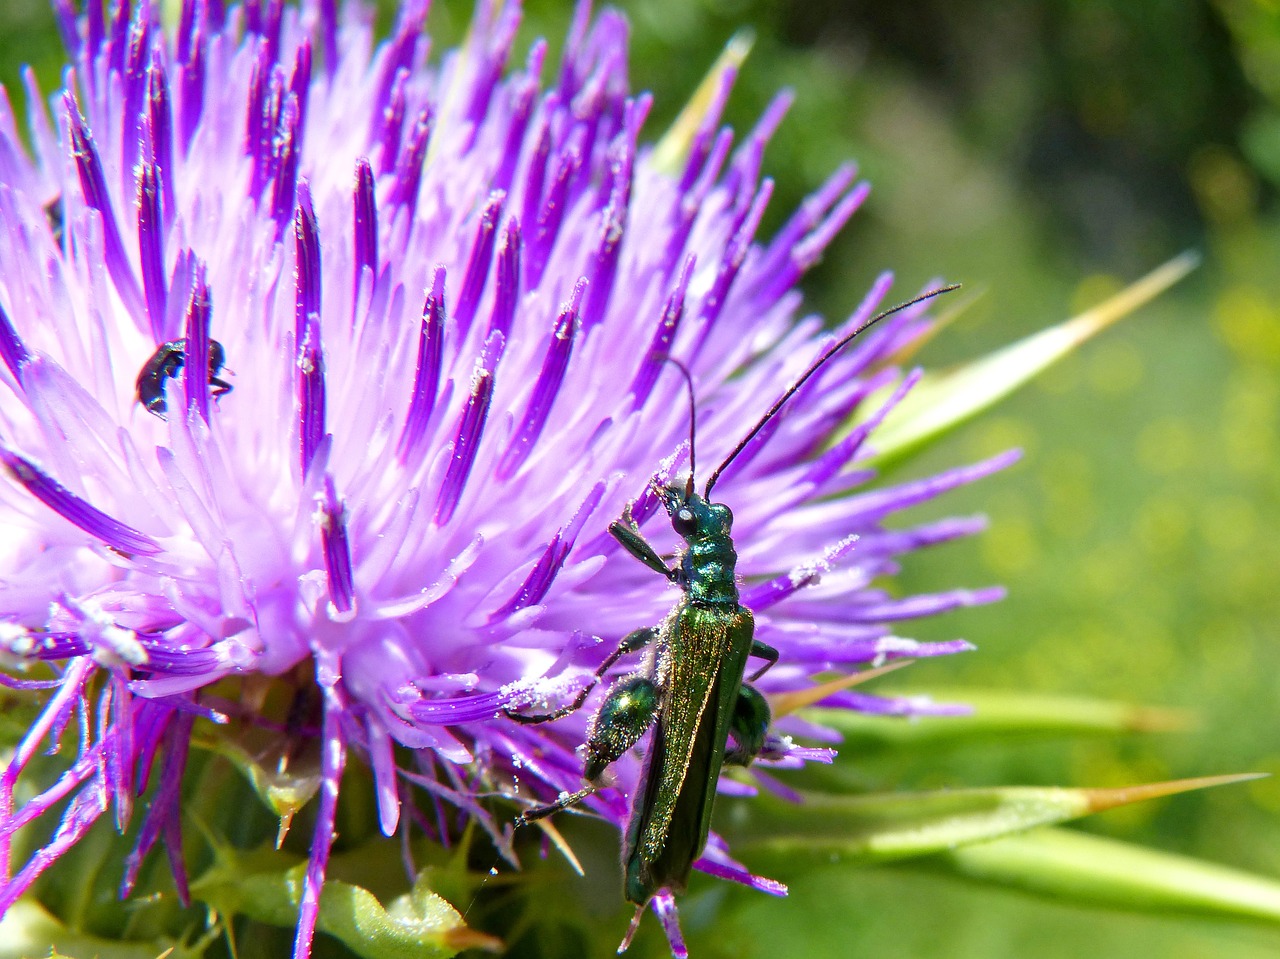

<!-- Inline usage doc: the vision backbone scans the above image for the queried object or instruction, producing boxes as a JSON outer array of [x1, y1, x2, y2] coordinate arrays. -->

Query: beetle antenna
[[703, 284, 960, 498], [660, 356, 698, 502]]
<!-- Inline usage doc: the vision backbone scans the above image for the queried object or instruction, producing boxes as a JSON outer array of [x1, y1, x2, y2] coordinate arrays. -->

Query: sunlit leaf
[[730, 774, 1259, 864], [192, 732, 322, 846], [808, 688, 1190, 747], [930, 825, 1280, 926], [0, 899, 188, 959], [864, 251, 1200, 467], [192, 845, 501, 958]]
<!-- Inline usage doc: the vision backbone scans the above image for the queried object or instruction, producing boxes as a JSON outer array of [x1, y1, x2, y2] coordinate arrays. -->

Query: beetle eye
[[672, 507, 697, 537]]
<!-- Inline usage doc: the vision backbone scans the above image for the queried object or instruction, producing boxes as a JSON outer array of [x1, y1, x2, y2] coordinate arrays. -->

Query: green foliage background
[[2, 1, 1278, 957]]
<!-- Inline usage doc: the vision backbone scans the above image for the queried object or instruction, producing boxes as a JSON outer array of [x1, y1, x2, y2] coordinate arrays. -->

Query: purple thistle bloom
[[0, 1, 1014, 955]]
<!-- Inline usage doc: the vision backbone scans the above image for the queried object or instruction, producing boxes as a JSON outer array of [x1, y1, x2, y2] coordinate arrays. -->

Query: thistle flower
[[0, 2, 1013, 956]]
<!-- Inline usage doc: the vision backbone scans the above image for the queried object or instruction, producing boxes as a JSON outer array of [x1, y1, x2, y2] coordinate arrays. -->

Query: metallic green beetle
[[509, 285, 959, 933]]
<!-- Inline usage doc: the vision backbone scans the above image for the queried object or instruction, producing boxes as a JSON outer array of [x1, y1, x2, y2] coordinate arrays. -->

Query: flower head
[[0, 2, 1012, 955]]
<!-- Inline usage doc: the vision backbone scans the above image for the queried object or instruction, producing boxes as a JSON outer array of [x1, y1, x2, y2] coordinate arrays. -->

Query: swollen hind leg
[[723, 683, 771, 766], [516, 675, 661, 824]]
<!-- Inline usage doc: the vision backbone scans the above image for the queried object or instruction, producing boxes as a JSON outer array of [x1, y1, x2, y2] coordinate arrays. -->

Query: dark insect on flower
[[42, 196, 64, 248], [508, 290, 956, 951], [135, 338, 232, 419]]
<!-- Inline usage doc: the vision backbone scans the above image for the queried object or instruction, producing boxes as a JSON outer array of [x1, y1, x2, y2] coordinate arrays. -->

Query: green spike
[[810, 687, 1192, 746], [935, 826, 1280, 926], [650, 30, 755, 175], [864, 251, 1201, 467], [734, 773, 1261, 865]]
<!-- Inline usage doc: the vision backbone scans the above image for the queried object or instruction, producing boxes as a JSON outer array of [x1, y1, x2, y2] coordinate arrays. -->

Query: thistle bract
[[0, 1, 1012, 955]]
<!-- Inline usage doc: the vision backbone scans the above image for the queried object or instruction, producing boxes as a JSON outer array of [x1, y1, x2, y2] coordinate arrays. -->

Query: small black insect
[[44, 196, 65, 248], [136, 338, 232, 419]]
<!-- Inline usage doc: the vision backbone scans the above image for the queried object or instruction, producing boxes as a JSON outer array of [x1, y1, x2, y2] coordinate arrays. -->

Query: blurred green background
[[2, 0, 1278, 957]]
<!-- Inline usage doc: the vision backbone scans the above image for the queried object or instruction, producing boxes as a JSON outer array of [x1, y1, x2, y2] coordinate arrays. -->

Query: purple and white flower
[[0, 1, 1013, 955]]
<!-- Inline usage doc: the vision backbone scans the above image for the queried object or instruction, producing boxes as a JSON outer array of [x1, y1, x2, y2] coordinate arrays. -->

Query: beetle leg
[[504, 627, 659, 724], [517, 784, 597, 824], [746, 640, 779, 682], [581, 676, 661, 781], [516, 675, 661, 825], [723, 683, 771, 766], [210, 376, 233, 397], [609, 509, 678, 581]]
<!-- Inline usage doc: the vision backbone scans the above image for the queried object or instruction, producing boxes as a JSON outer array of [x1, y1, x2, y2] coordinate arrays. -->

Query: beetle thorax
[[665, 491, 739, 608]]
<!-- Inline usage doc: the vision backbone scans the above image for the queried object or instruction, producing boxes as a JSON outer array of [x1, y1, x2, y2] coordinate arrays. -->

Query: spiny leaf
[[864, 251, 1200, 467], [192, 845, 500, 958], [0, 899, 189, 959], [930, 826, 1280, 927], [192, 732, 321, 846], [731, 774, 1261, 865], [808, 687, 1191, 747]]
